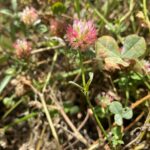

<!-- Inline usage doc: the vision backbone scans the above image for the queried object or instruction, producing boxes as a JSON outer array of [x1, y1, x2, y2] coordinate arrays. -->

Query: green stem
[[4, 112, 37, 131], [107, 116, 112, 129], [78, 51, 110, 144], [120, 0, 134, 23], [85, 93, 107, 138], [143, 0, 150, 32], [78, 51, 86, 88], [125, 88, 129, 106], [2, 95, 24, 119], [42, 51, 58, 92], [74, 0, 80, 18], [93, 7, 123, 44], [85, 89, 113, 148], [93, 8, 111, 26]]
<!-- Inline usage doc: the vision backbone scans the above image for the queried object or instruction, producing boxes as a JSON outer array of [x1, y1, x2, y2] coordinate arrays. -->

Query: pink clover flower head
[[13, 39, 32, 59], [66, 20, 97, 51], [21, 6, 38, 25], [95, 91, 120, 108], [142, 60, 150, 73]]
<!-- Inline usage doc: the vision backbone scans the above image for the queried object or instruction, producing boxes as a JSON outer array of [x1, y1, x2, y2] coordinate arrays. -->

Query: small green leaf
[[112, 126, 122, 139], [0, 75, 12, 94], [109, 101, 123, 114], [63, 101, 80, 115], [122, 107, 133, 120], [70, 106, 80, 115], [111, 126, 124, 147], [112, 139, 124, 147], [86, 72, 94, 89], [11, 0, 17, 11], [3, 96, 15, 108], [94, 106, 107, 118], [122, 34, 146, 59], [36, 24, 48, 33], [0, 9, 13, 17], [130, 72, 141, 80], [114, 114, 123, 126], [69, 81, 83, 90], [96, 36, 120, 59], [5, 67, 16, 75]]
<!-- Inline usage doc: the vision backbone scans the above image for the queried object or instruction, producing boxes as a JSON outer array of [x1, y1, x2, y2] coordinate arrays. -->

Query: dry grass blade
[[21, 78, 61, 149], [131, 93, 150, 109], [124, 111, 145, 132]]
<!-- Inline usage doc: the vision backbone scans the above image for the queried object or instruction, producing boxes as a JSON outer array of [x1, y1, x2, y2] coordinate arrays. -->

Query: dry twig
[[49, 88, 88, 146]]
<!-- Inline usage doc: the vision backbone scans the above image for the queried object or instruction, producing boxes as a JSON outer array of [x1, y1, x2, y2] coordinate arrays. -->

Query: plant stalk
[[78, 51, 108, 140]]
